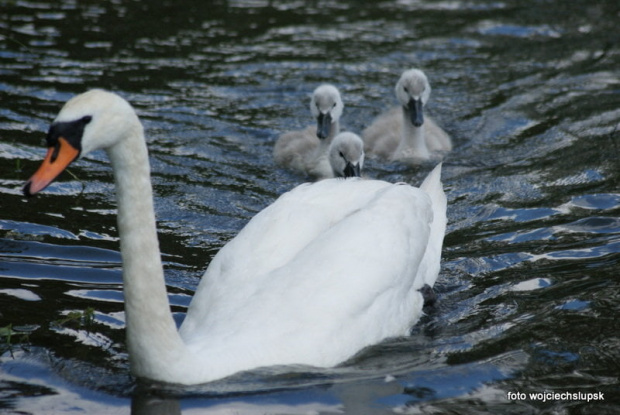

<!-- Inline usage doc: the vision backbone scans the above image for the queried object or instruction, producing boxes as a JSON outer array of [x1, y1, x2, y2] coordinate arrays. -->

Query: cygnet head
[[24, 89, 142, 196], [394, 69, 431, 128], [310, 84, 344, 140], [328, 132, 365, 178]]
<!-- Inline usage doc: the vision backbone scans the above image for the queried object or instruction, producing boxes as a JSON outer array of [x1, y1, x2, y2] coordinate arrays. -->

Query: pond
[[1, 0, 619, 413]]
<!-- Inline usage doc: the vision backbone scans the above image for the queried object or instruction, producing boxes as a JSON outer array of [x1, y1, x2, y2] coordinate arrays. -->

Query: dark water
[[1, 0, 619, 413]]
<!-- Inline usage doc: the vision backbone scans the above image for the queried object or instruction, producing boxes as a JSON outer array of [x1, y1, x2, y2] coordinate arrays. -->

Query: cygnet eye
[[339, 151, 345, 159]]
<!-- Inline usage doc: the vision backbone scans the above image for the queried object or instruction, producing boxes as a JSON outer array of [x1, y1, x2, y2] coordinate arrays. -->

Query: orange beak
[[23, 137, 80, 196]]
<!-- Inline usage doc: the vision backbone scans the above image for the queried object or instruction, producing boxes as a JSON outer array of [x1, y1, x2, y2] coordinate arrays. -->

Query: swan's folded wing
[[204, 179, 392, 282], [273, 125, 318, 170], [181, 181, 435, 368], [362, 106, 401, 158], [418, 163, 447, 287], [424, 117, 452, 152], [181, 179, 390, 331]]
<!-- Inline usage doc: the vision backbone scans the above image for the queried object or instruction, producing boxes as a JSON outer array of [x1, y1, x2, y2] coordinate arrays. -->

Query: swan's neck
[[396, 107, 430, 160], [326, 119, 339, 143], [107, 127, 187, 381], [306, 120, 340, 178]]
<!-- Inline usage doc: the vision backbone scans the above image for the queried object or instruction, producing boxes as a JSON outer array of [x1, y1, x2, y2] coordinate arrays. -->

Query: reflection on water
[[1, 0, 619, 413]]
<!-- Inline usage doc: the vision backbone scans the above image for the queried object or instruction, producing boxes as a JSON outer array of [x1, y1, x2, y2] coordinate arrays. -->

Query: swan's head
[[328, 132, 364, 178], [394, 69, 431, 128], [23, 89, 142, 196], [310, 84, 344, 139]]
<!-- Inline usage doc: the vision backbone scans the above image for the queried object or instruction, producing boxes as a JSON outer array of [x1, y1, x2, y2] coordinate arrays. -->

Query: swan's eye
[[45, 115, 92, 151], [339, 151, 345, 159], [403, 86, 409, 94], [332, 102, 337, 108]]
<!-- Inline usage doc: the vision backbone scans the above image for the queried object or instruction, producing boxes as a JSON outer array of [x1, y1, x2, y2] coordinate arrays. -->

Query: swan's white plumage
[[274, 84, 344, 179], [26, 89, 447, 385], [180, 175, 440, 376], [363, 68, 452, 164]]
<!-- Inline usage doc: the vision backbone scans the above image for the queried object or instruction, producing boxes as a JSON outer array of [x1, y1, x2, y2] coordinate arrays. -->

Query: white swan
[[24, 89, 447, 385], [273, 84, 344, 179], [363, 68, 452, 164], [328, 132, 365, 178]]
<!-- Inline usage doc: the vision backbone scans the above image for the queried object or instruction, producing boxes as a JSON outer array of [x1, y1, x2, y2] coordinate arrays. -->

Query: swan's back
[[273, 125, 319, 173], [424, 118, 452, 152], [362, 106, 401, 158], [363, 108, 452, 156], [180, 165, 446, 376]]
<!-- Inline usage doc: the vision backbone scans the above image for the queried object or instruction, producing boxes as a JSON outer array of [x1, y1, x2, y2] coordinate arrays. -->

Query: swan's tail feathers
[[420, 163, 443, 196], [419, 163, 447, 288], [421, 163, 446, 221]]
